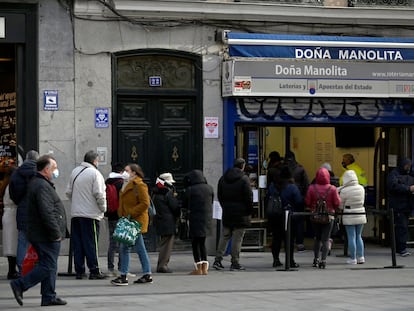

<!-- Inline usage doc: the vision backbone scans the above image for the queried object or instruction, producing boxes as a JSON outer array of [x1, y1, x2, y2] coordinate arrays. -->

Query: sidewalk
[[0, 243, 413, 310]]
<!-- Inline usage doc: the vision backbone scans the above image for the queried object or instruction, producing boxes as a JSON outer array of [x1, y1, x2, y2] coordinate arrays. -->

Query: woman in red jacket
[[305, 167, 341, 269]]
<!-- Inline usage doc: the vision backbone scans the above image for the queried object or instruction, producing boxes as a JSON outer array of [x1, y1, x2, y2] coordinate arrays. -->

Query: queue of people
[[3, 150, 413, 307]]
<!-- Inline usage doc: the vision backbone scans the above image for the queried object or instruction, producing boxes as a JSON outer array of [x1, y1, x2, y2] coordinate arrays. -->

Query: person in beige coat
[[338, 169, 367, 265]]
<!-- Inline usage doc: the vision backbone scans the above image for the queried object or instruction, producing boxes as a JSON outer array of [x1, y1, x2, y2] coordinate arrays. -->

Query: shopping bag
[[113, 216, 142, 246], [22, 245, 39, 276]]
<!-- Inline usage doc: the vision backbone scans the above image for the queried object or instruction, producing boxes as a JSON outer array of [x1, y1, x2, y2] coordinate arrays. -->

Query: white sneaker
[[127, 272, 136, 278], [107, 270, 118, 277], [357, 257, 365, 264], [346, 258, 357, 265]]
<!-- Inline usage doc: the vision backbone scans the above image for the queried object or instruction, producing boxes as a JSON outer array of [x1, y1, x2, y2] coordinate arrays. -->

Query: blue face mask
[[52, 169, 59, 179]]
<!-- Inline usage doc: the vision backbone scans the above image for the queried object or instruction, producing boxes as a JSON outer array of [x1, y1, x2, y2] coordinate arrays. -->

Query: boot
[[189, 262, 203, 275], [7, 256, 19, 280], [201, 261, 209, 275]]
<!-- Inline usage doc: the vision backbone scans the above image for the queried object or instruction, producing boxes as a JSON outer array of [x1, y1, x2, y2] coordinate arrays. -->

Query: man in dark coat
[[9, 150, 39, 275], [213, 158, 253, 271], [10, 154, 68, 307], [387, 157, 414, 257], [284, 151, 310, 252]]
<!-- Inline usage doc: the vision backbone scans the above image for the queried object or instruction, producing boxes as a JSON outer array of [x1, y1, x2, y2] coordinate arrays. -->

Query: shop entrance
[[234, 124, 413, 248]]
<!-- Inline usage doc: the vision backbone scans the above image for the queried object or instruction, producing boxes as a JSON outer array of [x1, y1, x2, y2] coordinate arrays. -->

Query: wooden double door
[[114, 95, 202, 190]]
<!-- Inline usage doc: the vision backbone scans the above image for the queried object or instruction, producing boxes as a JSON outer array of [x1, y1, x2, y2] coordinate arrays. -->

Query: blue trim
[[223, 97, 237, 171], [227, 33, 414, 60], [227, 32, 414, 43]]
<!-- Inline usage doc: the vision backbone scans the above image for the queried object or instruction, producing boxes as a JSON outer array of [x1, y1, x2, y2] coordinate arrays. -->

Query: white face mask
[[52, 169, 59, 179], [121, 171, 130, 179]]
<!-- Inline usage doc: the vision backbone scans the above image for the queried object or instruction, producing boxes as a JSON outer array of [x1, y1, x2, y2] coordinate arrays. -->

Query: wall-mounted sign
[[95, 108, 109, 128], [97, 146, 107, 165], [222, 59, 414, 98], [43, 90, 58, 110], [226, 32, 414, 60], [0, 18, 4, 38], [149, 76, 162, 87], [204, 116, 219, 138]]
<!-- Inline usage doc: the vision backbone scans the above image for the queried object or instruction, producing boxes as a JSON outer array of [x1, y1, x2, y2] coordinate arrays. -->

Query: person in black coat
[[182, 169, 214, 275], [153, 173, 179, 273], [213, 158, 253, 271], [9, 150, 39, 275], [267, 166, 303, 268], [10, 154, 68, 307], [387, 157, 414, 256]]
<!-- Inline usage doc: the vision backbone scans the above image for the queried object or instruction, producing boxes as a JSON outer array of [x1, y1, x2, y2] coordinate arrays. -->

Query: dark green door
[[115, 95, 201, 187]]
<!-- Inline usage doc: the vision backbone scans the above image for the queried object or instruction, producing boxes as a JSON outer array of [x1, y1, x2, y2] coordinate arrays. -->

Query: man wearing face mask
[[10, 154, 68, 306], [387, 157, 414, 257], [66, 150, 107, 280], [339, 153, 368, 187]]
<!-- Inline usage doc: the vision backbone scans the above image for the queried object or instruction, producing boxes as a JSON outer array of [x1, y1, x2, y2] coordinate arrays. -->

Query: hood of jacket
[[342, 169, 359, 187], [184, 169, 206, 187], [222, 167, 246, 184], [315, 167, 330, 185], [17, 159, 37, 177], [398, 158, 412, 175]]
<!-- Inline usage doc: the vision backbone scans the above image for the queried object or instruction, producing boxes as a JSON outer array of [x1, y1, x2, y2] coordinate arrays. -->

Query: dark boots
[[7, 256, 19, 280]]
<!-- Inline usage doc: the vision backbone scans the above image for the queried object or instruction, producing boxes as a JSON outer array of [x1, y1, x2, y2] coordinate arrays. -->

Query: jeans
[[107, 219, 120, 271], [16, 230, 29, 274], [215, 226, 245, 265], [119, 234, 151, 275], [345, 224, 365, 259], [12, 241, 61, 305]]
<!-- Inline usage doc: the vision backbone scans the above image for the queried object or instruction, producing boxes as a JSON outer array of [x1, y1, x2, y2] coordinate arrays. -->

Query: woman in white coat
[[338, 170, 367, 265], [2, 183, 19, 279]]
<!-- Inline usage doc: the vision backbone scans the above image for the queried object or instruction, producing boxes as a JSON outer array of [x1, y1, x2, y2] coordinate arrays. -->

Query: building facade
[[1, 0, 414, 253]]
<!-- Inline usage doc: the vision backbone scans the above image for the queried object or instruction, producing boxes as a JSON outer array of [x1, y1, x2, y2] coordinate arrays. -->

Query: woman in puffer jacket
[[338, 169, 367, 265]]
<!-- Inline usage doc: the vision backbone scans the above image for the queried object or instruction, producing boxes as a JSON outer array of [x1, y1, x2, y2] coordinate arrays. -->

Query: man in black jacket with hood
[[387, 157, 414, 257], [9, 150, 39, 275], [213, 158, 253, 271]]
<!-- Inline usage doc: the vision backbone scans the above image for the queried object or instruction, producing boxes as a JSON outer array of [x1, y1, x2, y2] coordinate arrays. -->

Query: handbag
[[113, 216, 142, 246]]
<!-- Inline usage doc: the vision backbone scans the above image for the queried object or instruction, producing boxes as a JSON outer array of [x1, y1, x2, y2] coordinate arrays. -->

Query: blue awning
[[226, 32, 414, 60]]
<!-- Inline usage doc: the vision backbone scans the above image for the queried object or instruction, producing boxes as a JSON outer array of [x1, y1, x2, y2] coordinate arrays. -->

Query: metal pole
[[384, 208, 404, 269], [58, 237, 75, 276]]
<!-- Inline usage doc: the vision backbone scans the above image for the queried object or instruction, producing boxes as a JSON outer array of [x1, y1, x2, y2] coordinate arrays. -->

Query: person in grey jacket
[[10, 154, 68, 307], [66, 150, 107, 280], [338, 169, 367, 265]]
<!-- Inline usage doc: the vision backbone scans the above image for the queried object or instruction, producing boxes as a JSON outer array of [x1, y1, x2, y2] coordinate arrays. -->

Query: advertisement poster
[[204, 117, 219, 138]]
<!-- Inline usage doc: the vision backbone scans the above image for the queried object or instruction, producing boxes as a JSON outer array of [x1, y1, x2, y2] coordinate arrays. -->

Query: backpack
[[265, 183, 284, 217], [106, 180, 122, 213], [311, 185, 332, 224]]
